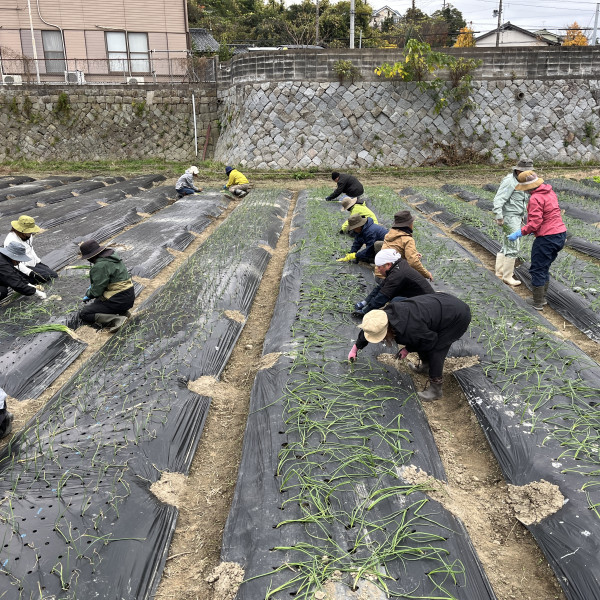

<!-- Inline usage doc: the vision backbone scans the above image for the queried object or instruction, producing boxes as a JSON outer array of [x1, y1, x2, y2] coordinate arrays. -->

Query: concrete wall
[[0, 85, 218, 162]]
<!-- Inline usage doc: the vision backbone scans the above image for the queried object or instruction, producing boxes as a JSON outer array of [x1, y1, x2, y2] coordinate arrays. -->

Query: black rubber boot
[[0, 412, 14, 439], [408, 361, 429, 374], [527, 285, 545, 311], [417, 377, 443, 401], [542, 282, 549, 306]]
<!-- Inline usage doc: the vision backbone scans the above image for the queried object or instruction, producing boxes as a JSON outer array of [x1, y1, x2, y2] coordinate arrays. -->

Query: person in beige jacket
[[382, 211, 433, 281]]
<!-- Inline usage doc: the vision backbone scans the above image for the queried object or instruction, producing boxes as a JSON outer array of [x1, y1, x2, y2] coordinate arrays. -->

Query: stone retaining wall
[[0, 85, 218, 162], [214, 79, 600, 169]]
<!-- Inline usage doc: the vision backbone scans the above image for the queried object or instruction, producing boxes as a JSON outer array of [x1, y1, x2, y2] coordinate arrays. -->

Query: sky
[[380, 0, 600, 36]]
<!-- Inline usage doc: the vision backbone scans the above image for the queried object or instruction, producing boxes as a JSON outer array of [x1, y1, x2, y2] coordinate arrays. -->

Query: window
[[106, 32, 149, 73], [42, 30, 65, 73]]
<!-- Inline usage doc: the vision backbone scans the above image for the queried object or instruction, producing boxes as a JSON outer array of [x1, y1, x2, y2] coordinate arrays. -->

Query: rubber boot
[[0, 412, 14, 439], [94, 313, 128, 333], [494, 253, 504, 278], [542, 282, 549, 306], [527, 286, 545, 311], [417, 377, 443, 402], [501, 256, 521, 286], [408, 361, 429, 374]]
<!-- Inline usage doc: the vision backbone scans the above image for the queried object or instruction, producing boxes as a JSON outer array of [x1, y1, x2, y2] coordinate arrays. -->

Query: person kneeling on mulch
[[337, 214, 388, 264], [78, 240, 135, 333], [339, 197, 379, 234], [0, 387, 13, 440], [348, 292, 471, 401]]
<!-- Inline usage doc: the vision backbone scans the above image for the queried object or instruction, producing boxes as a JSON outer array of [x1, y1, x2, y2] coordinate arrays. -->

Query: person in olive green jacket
[[339, 197, 379, 234], [78, 239, 135, 333]]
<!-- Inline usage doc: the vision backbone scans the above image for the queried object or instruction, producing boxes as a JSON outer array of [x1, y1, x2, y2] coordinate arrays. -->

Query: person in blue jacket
[[337, 214, 388, 264]]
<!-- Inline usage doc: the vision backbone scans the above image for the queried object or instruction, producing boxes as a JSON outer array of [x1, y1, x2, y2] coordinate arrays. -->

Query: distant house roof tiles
[[190, 28, 220, 52]]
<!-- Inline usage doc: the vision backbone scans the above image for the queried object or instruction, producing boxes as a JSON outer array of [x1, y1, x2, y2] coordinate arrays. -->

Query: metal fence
[[0, 55, 216, 85]]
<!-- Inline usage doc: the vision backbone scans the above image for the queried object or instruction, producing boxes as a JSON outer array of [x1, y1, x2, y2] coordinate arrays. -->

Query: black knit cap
[[331, 172, 340, 180]]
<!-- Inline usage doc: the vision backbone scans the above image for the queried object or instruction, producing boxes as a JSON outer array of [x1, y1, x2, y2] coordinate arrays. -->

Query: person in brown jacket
[[382, 211, 433, 281]]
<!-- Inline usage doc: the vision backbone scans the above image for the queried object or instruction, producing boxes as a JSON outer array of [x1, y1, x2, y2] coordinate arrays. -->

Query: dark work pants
[[176, 186, 196, 197], [417, 309, 471, 379], [530, 232, 567, 287], [28, 263, 58, 284], [78, 287, 135, 324], [0, 286, 7, 301]]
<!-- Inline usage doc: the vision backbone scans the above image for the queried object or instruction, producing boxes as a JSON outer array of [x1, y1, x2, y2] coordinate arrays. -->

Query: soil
[[508, 481, 565, 526], [150, 472, 188, 509]]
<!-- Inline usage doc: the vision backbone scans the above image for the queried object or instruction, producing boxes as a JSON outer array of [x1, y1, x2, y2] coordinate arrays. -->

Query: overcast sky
[[382, 0, 600, 36]]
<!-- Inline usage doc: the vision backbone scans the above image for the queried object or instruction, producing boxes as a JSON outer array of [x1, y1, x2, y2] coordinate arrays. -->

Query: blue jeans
[[530, 232, 566, 287], [176, 186, 196, 196]]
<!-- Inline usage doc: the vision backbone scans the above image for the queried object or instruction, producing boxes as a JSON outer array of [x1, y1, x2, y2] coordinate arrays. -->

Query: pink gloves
[[396, 347, 408, 360], [348, 344, 358, 362]]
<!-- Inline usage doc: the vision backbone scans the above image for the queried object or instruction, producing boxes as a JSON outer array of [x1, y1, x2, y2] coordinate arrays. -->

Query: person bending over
[[224, 166, 250, 197], [339, 197, 378, 234], [0, 241, 46, 301], [337, 214, 388, 264], [175, 166, 202, 198], [325, 171, 364, 202]]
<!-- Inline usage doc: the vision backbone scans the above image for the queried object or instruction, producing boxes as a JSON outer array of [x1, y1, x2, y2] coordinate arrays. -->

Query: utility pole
[[350, 0, 355, 48], [592, 3, 599, 46], [26, 0, 41, 84], [494, 0, 503, 48], [316, 0, 320, 44]]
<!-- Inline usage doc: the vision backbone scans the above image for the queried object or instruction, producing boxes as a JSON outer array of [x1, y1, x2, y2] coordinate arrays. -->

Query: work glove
[[354, 300, 366, 310], [395, 347, 408, 360], [339, 229, 345, 235], [507, 230, 522, 241], [496, 218, 504, 226], [34, 289, 47, 300], [336, 253, 356, 263], [351, 310, 365, 319], [348, 344, 358, 362], [325, 196, 334, 201], [82, 296, 91, 303], [223, 185, 228, 190]]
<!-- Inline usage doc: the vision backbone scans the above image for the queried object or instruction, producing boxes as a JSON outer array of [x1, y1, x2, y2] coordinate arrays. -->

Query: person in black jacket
[[353, 249, 434, 317], [0, 241, 47, 301], [325, 172, 364, 202], [347, 293, 471, 401]]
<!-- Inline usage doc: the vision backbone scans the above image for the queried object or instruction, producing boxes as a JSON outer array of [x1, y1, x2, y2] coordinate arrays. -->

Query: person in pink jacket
[[507, 171, 567, 310]]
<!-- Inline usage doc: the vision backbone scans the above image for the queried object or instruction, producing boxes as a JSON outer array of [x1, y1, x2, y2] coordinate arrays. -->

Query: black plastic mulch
[[0, 190, 290, 600], [109, 192, 229, 278], [440, 184, 495, 212], [0, 175, 35, 189], [0, 177, 81, 205], [222, 191, 496, 600], [560, 202, 600, 224], [565, 235, 600, 259], [372, 189, 600, 600]]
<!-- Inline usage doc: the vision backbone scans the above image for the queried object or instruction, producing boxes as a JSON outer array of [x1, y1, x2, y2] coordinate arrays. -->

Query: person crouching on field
[[337, 214, 388, 264], [507, 171, 567, 311], [224, 166, 250, 197], [175, 166, 202, 198], [339, 197, 379, 235], [78, 240, 135, 333], [353, 249, 434, 317], [348, 292, 471, 401]]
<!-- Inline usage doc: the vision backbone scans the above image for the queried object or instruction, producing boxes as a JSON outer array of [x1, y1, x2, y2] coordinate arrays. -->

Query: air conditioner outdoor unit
[[127, 76, 144, 84], [64, 70, 85, 85], [2, 74, 23, 85]]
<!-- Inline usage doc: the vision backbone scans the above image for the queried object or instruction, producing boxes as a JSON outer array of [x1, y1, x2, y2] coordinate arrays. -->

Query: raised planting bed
[[0, 189, 290, 600], [369, 186, 600, 600], [223, 190, 497, 600], [0, 175, 36, 189]]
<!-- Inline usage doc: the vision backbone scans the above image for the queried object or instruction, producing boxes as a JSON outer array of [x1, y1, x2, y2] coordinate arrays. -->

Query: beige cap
[[340, 197, 358, 211], [359, 310, 389, 343]]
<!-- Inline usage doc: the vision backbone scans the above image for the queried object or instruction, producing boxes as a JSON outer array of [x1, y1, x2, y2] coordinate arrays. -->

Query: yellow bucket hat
[[11, 215, 41, 234], [358, 310, 389, 343]]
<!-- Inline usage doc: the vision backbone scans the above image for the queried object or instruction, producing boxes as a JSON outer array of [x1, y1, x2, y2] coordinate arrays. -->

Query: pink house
[[0, 0, 191, 83]]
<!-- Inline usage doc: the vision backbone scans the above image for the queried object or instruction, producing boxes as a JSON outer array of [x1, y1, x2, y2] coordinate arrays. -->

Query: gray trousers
[[500, 213, 524, 258]]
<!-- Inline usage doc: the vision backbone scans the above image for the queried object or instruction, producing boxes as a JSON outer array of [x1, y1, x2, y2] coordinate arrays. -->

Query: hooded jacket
[[341, 204, 378, 233], [382, 229, 432, 280], [4, 231, 41, 276], [0, 253, 36, 296], [175, 169, 199, 191], [327, 174, 364, 201], [226, 169, 249, 187], [89, 253, 133, 300], [350, 218, 388, 261], [493, 173, 528, 219], [520, 183, 567, 238]]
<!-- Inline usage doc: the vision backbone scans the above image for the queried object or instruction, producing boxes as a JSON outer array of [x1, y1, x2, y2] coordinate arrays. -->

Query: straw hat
[[392, 210, 414, 228], [0, 241, 30, 262], [11, 215, 41, 234], [515, 170, 544, 191], [359, 310, 389, 343], [513, 158, 533, 172], [79, 240, 107, 260], [347, 214, 367, 231], [340, 197, 358, 211]]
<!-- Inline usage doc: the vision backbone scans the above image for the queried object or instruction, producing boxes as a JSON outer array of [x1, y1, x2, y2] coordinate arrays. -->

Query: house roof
[[474, 22, 561, 45], [371, 6, 401, 18], [189, 28, 220, 52]]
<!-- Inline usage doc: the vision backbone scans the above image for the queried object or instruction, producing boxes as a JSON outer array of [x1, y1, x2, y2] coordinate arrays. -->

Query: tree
[[563, 22, 588, 46], [432, 4, 466, 45], [454, 26, 475, 48]]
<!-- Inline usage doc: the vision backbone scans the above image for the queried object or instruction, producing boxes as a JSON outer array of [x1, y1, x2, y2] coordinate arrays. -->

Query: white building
[[370, 6, 402, 29], [475, 22, 561, 47]]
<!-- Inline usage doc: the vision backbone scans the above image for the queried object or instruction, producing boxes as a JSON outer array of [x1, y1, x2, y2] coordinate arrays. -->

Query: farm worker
[[381, 211, 433, 281], [4, 215, 58, 284], [175, 166, 202, 198], [325, 172, 364, 202], [348, 293, 471, 401], [353, 249, 434, 317], [78, 240, 135, 333], [0, 387, 13, 440], [0, 241, 47, 301], [224, 166, 250, 197], [337, 214, 388, 264], [493, 158, 532, 286], [339, 197, 378, 234], [507, 171, 567, 311]]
